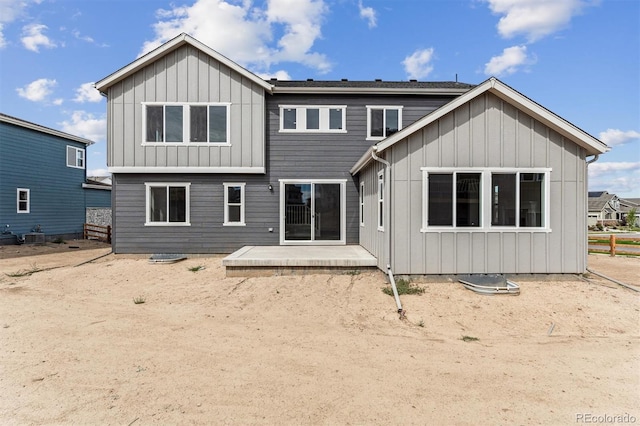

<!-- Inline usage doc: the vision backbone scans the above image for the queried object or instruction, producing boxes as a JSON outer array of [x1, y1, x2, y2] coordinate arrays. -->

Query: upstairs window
[[17, 188, 30, 213], [66, 146, 85, 169], [143, 103, 229, 144], [279, 105, 346, 132], [367, 106, 402, 139]]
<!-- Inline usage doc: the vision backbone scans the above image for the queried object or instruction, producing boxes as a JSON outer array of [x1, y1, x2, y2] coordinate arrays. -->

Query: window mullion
[[515, 172, 520, 228]]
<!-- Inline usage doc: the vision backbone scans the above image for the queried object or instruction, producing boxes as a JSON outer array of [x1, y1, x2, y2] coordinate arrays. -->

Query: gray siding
[[376, 92, 588, 275], [267, 93, 456, 246], [106, 44, 265, 170], [111, 93, 457, 253], [112, 174, 279, 253]]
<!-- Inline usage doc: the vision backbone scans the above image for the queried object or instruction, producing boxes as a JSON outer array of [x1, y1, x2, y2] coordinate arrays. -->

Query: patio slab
[[222, 245, 378, 276]]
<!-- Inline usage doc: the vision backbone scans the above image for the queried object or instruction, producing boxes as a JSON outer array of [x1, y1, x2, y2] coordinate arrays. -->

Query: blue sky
[[0, 0, 638, 197]]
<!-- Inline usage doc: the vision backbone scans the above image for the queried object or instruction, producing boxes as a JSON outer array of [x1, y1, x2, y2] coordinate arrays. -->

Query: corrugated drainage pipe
[[387, 265, 404, 314]]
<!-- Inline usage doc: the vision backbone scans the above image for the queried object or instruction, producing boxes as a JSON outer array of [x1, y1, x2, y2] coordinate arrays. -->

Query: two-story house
[[0, 113, 98, 244], [95, 33, 607, 275]]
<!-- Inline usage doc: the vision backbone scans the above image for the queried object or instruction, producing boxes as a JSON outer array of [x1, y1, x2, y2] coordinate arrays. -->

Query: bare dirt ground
[[1, 243, 638, 425]]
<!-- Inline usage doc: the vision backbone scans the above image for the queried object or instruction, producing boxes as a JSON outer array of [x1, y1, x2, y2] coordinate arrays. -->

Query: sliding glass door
[[281, 180, 345, 244]]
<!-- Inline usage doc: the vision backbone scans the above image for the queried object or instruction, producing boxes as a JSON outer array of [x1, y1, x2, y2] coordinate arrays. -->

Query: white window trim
[[141, 102, 231, 146], [66, 146, 85, 169], [17, 188, 30, 213], [377, 170, 385, 231], [359, 181, 365, 227], [144, 182, 191, 226], [421, 167, 551, 232], [223, 182, 246, 226], [366, 105, 403, 141], [278, 105, 347, 133]]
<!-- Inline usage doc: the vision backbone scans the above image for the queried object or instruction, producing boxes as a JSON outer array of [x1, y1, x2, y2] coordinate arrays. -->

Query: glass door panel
[[284, 184, 312, 241], [314, 183, 341, 241]]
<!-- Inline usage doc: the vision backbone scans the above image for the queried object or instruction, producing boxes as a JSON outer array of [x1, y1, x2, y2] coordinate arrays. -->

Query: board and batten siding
[[106, 44, 265, 170], [361, 92, 588, 275]]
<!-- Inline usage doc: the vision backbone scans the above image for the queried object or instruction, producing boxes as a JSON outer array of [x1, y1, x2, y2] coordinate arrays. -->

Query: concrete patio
[[222, 245, 378, 276]]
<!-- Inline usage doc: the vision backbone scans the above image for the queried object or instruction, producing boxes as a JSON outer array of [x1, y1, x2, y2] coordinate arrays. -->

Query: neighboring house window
[[66, 146, 85, 169], [279, 105, 347, 132], [367, 106, 402, 140], [359, 181, 365, 226], [377, 170, 384, 230], [422, 169, 550, 230], [145, 183, 190, 225], [224, 183, 245, 226], [143, 103, 230, 144], [17, 188, 30, 213]]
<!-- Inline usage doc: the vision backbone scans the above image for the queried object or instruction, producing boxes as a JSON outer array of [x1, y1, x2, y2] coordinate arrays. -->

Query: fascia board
[[350, 146, 375, 175], [0, 114, 94, 146], [272, 87, 470, 96], [95, 33, 273, 94]]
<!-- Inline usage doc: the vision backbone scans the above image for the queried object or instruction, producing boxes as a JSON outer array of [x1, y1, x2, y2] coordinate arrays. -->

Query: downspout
[[371, 148, 404, 316]]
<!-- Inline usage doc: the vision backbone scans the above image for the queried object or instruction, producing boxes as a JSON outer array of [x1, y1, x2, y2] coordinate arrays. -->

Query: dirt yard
[[1, 242, 638, 425]]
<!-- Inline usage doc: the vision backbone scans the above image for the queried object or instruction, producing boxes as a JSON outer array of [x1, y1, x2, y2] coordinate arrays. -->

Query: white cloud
[[598, 129, 640, 147], [74, 82, 103, 103], [16, 78, 56, 101], [256, 69, 291, 80], [59, 111, 106, 142], [21, 23, 56, 52], [589, 162, 640, 196], [484, 45, 533, 76], [358, 1, 377, 29], [484, 0, 594, 42], [0, 0, 28, 48], [402, 48, 435, 80], [140, 0, 330, 75]]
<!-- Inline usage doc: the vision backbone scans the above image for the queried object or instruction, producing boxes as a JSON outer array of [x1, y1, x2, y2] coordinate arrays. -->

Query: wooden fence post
[[609, 234, 616, 257], [107, 225, 112, 243]]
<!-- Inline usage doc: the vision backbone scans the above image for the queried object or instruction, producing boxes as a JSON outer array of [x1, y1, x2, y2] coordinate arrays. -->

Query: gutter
[[371, 149, 403, 316]]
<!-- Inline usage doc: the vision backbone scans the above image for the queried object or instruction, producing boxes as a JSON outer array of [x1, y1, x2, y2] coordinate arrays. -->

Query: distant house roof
[[351, 77, 608, 174], [588, 191, 618, 213], [270, 79, 474, 95], [0, 113, 94, 146], [95, 33, 273, 94]]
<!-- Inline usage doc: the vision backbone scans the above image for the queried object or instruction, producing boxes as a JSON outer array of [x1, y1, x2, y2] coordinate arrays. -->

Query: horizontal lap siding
[[0, 122, 87, 237], [112, 174, 278, 253], [387, 92, 587, 274], [268, 93, 455, 248]]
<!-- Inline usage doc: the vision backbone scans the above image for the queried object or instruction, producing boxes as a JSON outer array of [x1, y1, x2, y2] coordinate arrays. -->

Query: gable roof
[[95, 33, 273, 94], [0, 113, 94, 146], [351, 77, 608, 175], [588, 191, 618, 212]]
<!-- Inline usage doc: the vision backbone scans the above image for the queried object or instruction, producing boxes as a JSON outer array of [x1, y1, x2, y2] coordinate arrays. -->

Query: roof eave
[[0, 114, 94, 146], [95, 33, 273, 94], [272, 86, 471, 96]]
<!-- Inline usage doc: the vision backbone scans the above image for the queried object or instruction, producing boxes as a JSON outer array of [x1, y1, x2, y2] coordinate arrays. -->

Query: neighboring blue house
[[0, 113, 100, 244]]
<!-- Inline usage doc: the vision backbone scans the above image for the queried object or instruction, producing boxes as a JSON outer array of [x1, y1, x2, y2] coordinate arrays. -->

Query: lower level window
[[224, 183, 245, 226], [427, 173, 481, 227], [145, 183, 190, 225], [423, 168, 549, 230], [17, 188, 30, 213]]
